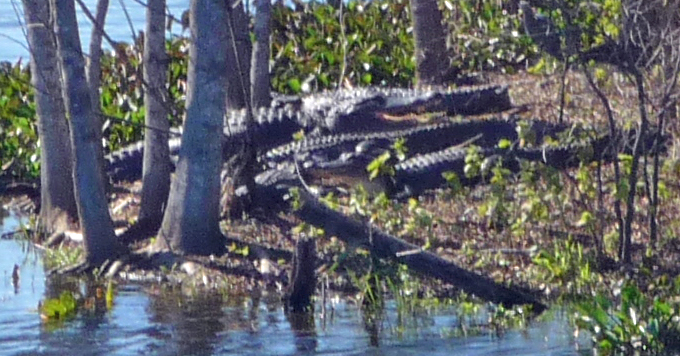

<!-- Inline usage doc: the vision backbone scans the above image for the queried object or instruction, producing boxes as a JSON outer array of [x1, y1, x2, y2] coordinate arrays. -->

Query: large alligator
[[105, 85, 515, 182], [107, 104, 305, 182], [236, 124, 664, 213], [300, 84, 512, 133], [264, 117, 570, 167], [302, 128, 665, 199]]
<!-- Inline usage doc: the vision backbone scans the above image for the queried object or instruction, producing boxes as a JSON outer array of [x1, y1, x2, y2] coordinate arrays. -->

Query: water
[[0, 208, 592, 355], [0, 0, 189, 63]]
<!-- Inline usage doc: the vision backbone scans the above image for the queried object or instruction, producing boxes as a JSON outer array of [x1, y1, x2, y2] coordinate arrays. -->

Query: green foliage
[[392, 138, 408, 161], [288, 187, 303, 210], [532, 239, 597, 296], [271, 0, 415, 92], [575, 279, 680, 355], [463, 146, 483, 179], [366, 150, 394, 180], [0, 63, 39, 180], [445, 0, 536, 73], [43, 245, 83, 270], [40, 291, 77, 321], [99, 38, 187, 151], [227, 242, 250, 257], [479, 159, 514, 229], [402, 198, 434, 249], [291, 222, 325, 238], [442, 171, 463, 194], [40, 281, 116, 328]]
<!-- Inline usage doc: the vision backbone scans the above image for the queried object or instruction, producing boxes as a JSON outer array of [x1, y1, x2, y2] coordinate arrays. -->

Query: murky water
[[0, 209, 593, 355], [0, 0, 189, 63]]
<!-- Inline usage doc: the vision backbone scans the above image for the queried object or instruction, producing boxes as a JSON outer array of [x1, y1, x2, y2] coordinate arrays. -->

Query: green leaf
[[287, 78, 302, 93]]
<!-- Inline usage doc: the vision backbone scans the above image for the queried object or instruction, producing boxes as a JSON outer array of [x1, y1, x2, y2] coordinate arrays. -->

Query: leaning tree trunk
[[22, 0, 78, 234], [138, 0, 171, 223], [154, 0, 228, 255], [52, 0, 123, 265], [225, 0, 251, 109], [250, 0, 271, 108], [409, 0, 448, 86]]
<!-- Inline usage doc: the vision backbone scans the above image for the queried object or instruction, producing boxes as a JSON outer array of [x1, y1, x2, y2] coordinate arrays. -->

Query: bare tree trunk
[[225, 0, 251, 109], [621, 72, 649, 264], [583, 67, 625, 262], [155, 0, 228, 255], [52, 0, 123, 265], [22, 0, 78, 234], [250, 0, 271, 108], [409, 0, 448, 86], [138, 0, 171, 223], [86, 0, 109, 189], [86, 0, 107, 129]]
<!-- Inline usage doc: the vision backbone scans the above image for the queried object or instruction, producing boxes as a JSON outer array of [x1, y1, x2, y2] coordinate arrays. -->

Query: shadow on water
[[1, 209, 593, 355]]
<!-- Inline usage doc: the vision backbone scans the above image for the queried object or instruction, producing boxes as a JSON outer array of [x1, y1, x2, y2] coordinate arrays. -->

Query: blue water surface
[[0, 0, 188, 62], [0, 208, 594, 355]]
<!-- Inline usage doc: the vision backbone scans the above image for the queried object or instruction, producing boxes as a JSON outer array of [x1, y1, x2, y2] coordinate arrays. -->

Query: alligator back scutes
[[264, 131, 393, 165], [224, 105, 306, 135], [223, 105, 309, 153], [264, 118, 519, 165], [392, 146, 511, 197], [377, 84, 511, 116], [104, 137, 182, 182]]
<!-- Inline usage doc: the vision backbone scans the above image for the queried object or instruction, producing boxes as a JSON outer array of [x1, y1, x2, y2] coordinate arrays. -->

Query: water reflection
[[1, 212, 592, 355], [286, 311, 318, 352], [147, 286, 226, 355]]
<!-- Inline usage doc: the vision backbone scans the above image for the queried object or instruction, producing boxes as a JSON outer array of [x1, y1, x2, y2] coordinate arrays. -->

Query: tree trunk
[[250, 0, 271, 108], [85, 0, 109, 190], [285, 236, 317, 312], [22, 0, 78, 234], [52, 0, 123, 265], [225, 0, 251, 109], [138, 0, 171, 223], [154, 0, 228, 255], [621, 72, 649, 265], [409, 0, 448, 86]]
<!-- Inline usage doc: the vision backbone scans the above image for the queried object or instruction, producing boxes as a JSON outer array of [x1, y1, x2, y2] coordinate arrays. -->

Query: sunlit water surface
[[0, 0, 188, 62], [0, 209, 593, 355]]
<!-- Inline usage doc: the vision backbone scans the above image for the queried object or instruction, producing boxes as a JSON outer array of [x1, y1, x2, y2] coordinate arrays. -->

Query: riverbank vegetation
[[2, 0, 680, 353]]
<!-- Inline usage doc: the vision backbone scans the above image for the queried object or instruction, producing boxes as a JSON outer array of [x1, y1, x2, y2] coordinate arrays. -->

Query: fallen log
[[292, 190, 547, 313]]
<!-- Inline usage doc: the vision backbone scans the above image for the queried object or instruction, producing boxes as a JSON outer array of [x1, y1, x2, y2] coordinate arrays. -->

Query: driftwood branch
[[292, 191, 546, 312]]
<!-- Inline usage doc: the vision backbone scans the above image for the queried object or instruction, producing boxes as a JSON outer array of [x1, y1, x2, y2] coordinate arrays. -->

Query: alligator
[[300, 84, 512, 133], [253, 125, 663, 201], [230, 144, 508, 214], [105, 85, 515, 182], [264, 117, 571, 167], [303, 127, 667, 199], [106, 116, 567, 183], [107, 105, 305, 182], [301, 144, 512, 197], [105, 137, 182, 183]]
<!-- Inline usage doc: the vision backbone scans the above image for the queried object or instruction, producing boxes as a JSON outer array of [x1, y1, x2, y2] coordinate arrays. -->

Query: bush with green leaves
[[575, 278, 680, 355], [271, 0, 416, 92], [0, 63, 38, 180]]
